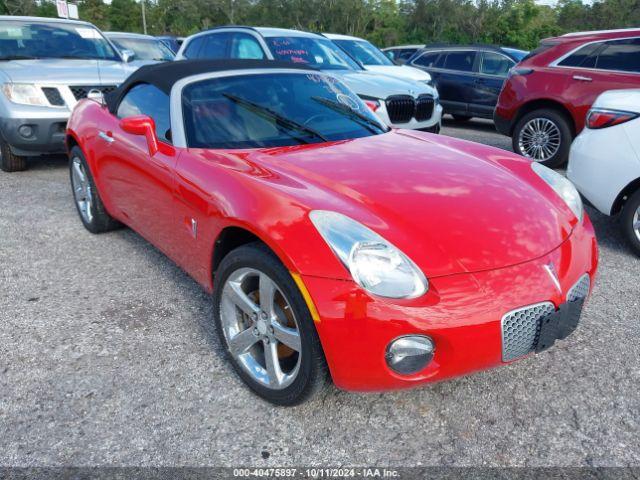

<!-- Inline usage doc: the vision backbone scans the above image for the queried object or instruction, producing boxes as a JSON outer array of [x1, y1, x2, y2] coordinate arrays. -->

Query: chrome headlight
[[531, 162, 583, 222], [2, 83, 49, 106], [309, 210, 428, 299]]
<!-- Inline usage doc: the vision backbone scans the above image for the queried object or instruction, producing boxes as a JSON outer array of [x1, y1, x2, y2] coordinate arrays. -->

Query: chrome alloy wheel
[[634, 207, 640, 243], [220, 268, 302, 390], [518, 118, 561, 162], [71, 157, 93, 224]]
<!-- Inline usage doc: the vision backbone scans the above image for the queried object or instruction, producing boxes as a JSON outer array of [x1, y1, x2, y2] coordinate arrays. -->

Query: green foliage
[[5, 0, 639, 50]]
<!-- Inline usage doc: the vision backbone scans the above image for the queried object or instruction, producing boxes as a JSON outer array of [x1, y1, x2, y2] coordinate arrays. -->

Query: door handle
[[572, 75, 592, 82], [98, 131, 114, 143]]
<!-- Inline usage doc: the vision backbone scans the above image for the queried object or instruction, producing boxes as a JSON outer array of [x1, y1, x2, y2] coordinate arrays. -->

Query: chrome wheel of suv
[[517, 118, 561, 162], [220, 267, 302, 390], [633, 207, 640, 243]]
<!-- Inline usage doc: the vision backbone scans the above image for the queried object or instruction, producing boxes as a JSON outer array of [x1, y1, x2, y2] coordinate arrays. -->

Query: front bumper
[[0, 116, 69, 156], [302, 217, 598, 391]]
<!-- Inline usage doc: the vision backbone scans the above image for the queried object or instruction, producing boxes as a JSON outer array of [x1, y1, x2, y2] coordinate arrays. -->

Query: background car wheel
[[0, 138, 27, 172], [213, 242, 329, 406], [69, 146, 121, 234], [621, 189, 640, 256], [452, 114, 472, 122], [512, 108, 573, 168]]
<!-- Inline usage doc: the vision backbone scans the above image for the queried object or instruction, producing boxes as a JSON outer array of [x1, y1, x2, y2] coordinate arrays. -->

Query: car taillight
[[586, 108, 639, 129], [364, 99, 380, 112]]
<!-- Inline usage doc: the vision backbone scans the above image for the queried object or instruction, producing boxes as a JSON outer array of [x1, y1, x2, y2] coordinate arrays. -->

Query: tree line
[[2, 0, 639, 50]]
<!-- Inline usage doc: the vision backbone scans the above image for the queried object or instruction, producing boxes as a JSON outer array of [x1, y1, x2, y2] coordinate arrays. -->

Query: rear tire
[[0, 138, 27, 172], [620, 189, 640, 256], [213, 242, 329, 406], [452, 114, 472, 122], [512, 108, 573, 168], [69, 146, 121, 234]]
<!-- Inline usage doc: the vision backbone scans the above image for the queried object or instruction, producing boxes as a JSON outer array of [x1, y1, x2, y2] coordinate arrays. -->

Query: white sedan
[[568, 89, 640, 255]]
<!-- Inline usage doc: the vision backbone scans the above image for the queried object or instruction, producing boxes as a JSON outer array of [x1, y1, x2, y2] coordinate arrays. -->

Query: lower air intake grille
[[70, 85, 117, 100], [42, 87, 65, 106], [386, 95, 415, 124], [567, 274, 590, 303], [501, 302, 555, 362], [415, 95, 434, 121]]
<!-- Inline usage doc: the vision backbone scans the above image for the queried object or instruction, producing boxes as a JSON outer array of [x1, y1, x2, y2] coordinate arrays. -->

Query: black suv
[[407, 45, 527, 121]]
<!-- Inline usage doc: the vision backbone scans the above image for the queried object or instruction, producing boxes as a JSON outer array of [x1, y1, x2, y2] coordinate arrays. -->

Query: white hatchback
[[568, 89, 640, 255]]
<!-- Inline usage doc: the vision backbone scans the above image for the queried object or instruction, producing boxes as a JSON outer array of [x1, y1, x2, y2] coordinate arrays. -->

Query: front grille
[[41, 87, 65, 106], [567, 274, 590, 302], [415, 95, 434, 121], [386, 95, 415, 124], [69, 85, 117, 100], [501, 302, 555, 362]]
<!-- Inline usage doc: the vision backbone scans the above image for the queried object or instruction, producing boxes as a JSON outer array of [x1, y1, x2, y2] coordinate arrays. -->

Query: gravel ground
[[1, 116, 639, 467]]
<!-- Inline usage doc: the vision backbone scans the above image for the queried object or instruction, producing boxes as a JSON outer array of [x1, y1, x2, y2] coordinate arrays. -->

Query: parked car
[[407, 44, 527, 122], [495, 28, 640, 167], [381, 45, 425, 64], [568, 89, 640, 254], [175, 27, 442, 132], [66, 59, 597, 405], [105, 32, 175, 66], [156, 35, 184, 54], [0, 16, 136, 172], [323, 33, 433, 85]]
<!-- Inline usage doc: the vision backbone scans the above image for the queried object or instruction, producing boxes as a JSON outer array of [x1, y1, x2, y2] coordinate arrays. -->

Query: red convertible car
[[66, 60, 598, 405]]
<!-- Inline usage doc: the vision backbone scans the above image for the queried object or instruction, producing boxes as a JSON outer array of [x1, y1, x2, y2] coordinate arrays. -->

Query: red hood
[[218, 131, 575, 277]]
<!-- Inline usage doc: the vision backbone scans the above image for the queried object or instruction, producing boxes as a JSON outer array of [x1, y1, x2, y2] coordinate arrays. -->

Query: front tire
[[213, 243, 329, 406], [512, 108, 573, 168], [621, 189, 640, 256], [69, 146, 120, 234], [0, 138, 27, 172]]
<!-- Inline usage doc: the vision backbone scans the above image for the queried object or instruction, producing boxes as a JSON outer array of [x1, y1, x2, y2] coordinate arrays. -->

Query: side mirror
[[119, 115, 159, 156], [121, 49, 136, 63]]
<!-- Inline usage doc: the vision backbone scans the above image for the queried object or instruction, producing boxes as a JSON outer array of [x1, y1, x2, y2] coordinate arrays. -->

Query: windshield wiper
[[311, 96, 387, 134], [0, 55, 41, 61], [222, 93, 328, 144]]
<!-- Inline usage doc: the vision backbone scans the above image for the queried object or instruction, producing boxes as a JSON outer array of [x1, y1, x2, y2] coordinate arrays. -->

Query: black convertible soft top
[[105, 59, 316, 114]]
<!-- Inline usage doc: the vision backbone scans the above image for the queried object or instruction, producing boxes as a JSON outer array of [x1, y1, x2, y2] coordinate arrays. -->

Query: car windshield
[[334, 39, 394, 66], [0, 20, 120, 61], [265, 36, 361, 70], [182, 72, 388, 149], [109, 36, 175, 61], [502, 47, 529, 62]]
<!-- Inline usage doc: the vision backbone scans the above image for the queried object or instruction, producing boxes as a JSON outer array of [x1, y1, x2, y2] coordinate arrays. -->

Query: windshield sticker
[[75, 27, 101, 39]]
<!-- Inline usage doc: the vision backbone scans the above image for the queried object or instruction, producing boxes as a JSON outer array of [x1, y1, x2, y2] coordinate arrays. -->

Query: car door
[[97, 83, 179, 250], [472, 50, 515, 118], [557, 37, 640, 131], [429, 50, 477, 116]]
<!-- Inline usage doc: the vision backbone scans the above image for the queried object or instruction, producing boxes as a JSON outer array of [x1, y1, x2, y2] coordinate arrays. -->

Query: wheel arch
[[611, 177, 640, 215], [512, 99, 576, 137]]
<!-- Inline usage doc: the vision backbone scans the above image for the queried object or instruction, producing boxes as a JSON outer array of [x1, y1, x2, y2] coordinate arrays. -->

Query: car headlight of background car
[[2, 83, 50, 107], [309, 210, 428, 299], [532, 162, 583, 222]]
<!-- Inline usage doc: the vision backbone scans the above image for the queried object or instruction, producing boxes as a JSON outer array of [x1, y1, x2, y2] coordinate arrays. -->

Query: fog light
[[385, 335, 434, 375], [18, 125, 34, 138]]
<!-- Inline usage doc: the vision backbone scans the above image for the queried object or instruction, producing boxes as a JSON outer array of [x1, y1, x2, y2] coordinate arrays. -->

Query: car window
[[334, 39, 393, 66], [183, 36, 205, 58], [110, 37, 175, 61], [182, 72, 388, 149], [265, 36, 361, 70], [480, 51, 514, 76], [412, 51, 440, 68], [229, 33, 265, 59], [443, 51, 476, 72], [557, 42, 601, 68], [117, 84, 172, 144], [596, 38, 640, 73], [199, 33, 231, 59], [399, 49, 418, 61]]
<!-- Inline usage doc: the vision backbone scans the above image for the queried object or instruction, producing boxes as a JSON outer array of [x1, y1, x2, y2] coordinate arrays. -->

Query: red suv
[[495, 29, 640, 167]]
